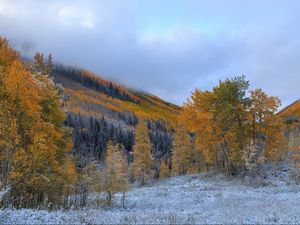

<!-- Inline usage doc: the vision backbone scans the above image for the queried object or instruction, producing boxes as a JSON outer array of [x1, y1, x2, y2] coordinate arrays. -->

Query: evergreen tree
[[33, 52, 45, 74], [47, 54, 54, 74]]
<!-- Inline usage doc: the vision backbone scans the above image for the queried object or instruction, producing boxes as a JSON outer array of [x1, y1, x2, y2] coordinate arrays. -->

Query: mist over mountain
[[1, 0, 299, 106]]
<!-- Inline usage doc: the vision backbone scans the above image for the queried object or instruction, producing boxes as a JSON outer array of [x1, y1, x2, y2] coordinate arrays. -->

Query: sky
[[0, 0, 299, 107]]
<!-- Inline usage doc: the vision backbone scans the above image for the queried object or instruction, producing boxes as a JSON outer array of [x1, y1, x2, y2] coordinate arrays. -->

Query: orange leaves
[[181, 89, 213, 133], [53, 65, 179, 125], [4, 60, 41, 120], [278, 99, 300, 119], [250, 88, 281, 116], [249, 89, 285, 160], [278, 100, 299, 152], [0, 39, 76, 208], [62, 78, 179, 124], [0, 37, 19, 70], [172, 124, 194, 175], [159, 160, 170, 179], [131, 121, 153, 185], [8, 171, 23, 181], [180, 89, 218, 168], [181, 77, 285, 173]]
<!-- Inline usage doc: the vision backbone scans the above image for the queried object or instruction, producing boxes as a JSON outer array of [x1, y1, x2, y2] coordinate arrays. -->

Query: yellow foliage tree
[[181, 77, 284, 175], [103, 142, 129, 206], [159, 159, 170, 179], [180, 90, 221, 171], [171, 125, 193, 175], [0, 37, 76, 209], [131, 120, 153, 185]]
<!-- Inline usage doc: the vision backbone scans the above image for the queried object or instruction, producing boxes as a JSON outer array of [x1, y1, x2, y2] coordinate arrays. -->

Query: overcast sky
[[0, 0, 299, 107]]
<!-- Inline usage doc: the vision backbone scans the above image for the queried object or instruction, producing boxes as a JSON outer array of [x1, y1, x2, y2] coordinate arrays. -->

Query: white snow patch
[[1, 172, 300, 224]]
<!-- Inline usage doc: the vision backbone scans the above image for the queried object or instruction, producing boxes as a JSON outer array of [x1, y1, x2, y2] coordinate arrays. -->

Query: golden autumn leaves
[[178, 77, 286, 175], [1, 36, 299, 210], [0, 37, 74, 208]]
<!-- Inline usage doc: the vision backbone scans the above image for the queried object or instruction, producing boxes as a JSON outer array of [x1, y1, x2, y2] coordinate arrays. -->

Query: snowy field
[[1, 169, 300, 224]]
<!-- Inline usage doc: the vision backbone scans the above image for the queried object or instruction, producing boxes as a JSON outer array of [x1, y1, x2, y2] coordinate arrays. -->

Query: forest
[[0, 37, 299, 210]]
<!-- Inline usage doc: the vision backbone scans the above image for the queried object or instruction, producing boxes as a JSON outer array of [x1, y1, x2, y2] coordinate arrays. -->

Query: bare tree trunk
[[121, 191, 126, 208], [221, 143, 230, 176]]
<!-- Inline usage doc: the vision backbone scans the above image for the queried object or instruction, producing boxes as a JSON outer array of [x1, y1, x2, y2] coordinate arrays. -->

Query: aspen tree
[[105, 142, 129, 205], [131, 121, 153, 185], [171, 125, 193, 175]]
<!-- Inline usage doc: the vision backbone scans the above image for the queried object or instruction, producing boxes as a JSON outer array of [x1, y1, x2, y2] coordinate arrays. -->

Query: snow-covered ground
[[1, 170, 300, 224]]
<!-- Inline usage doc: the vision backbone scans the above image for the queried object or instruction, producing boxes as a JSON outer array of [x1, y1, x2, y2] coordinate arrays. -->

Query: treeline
[[65, 113, 173, 167], [54, 65, 139, 104], [65, 113, 135, 164]]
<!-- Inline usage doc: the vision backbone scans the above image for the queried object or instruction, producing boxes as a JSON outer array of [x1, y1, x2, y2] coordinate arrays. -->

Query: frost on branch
[[243, 141, 265, 175]]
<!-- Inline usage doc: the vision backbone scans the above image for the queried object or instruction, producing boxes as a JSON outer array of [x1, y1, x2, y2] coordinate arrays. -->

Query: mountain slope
[[278, 99, 300, 136], [278, 99, 300, 120], [51, 65, 180, 163], [53, 65, 180, 123]]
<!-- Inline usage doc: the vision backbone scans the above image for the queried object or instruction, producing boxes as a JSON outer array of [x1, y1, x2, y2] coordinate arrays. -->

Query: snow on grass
[[1, 171, 300, 224]]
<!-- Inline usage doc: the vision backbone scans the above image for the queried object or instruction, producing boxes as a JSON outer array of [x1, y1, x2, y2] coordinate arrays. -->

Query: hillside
[[51, 65, 180, 163], [278, 98, 300, 137], [278, 99, 300, 121], [53, 65, 180, 122]]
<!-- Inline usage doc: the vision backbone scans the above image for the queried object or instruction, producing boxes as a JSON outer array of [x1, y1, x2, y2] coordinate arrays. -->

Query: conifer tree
[[34, 52, 45, 74], [47, 54, 54, 74]]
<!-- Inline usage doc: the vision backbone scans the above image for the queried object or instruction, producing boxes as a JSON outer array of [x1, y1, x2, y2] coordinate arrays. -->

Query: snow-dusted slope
[[1, 171, 300, 224]]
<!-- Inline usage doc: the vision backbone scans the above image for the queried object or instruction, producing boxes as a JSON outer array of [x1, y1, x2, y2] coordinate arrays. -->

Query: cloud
[[57, 5, 95, 28], [0, 0, 299, 107]]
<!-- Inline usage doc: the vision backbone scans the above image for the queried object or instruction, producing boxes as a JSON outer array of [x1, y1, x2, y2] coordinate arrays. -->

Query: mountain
[[278, 99, 300, 122], [52, 65, 180, 121], [51, 65, 180, 166], [278, 99, 300, 149]]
